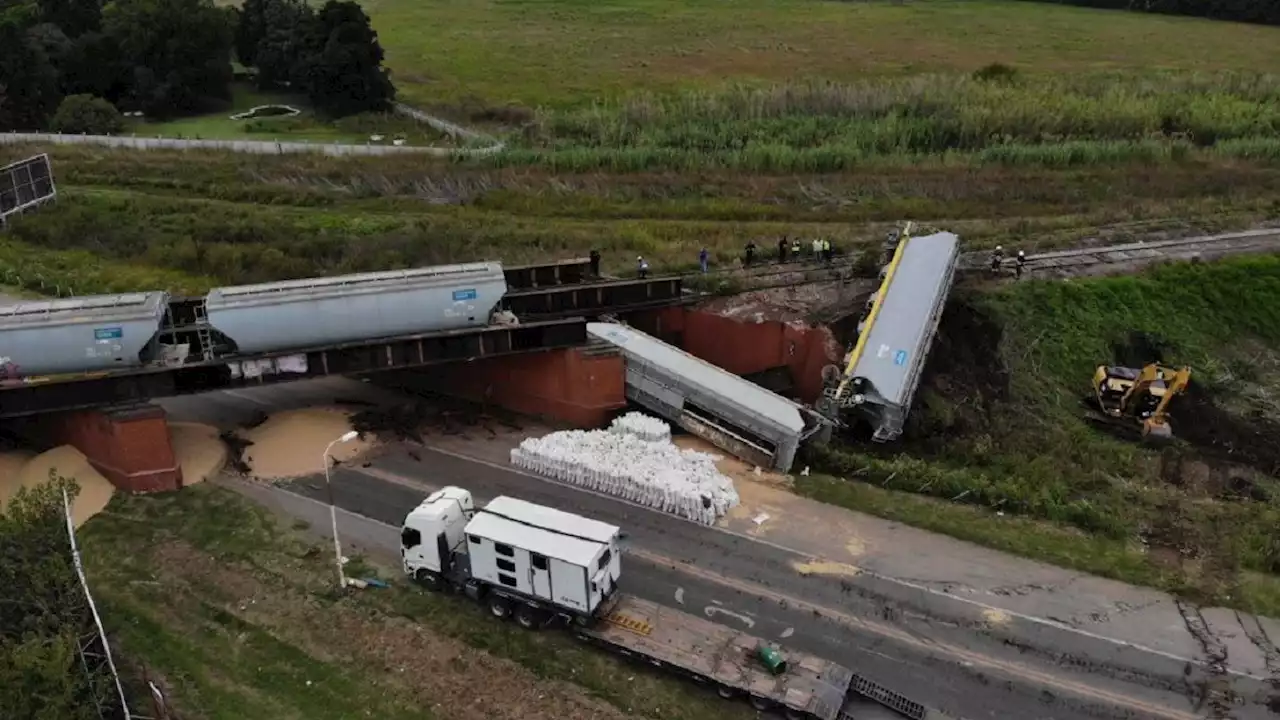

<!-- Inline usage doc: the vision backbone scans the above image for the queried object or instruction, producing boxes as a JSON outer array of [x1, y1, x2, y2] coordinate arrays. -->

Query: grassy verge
[[81, 485, 752, 720], [367, 0, 1280, 110], [793, 473, 1280, 617], [811, 256, 1280, 610], [126, 81, 453, 146]]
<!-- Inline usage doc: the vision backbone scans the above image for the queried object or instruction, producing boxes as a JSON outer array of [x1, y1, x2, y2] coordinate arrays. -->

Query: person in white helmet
[[1015, 250, 1027, 279], [637, 256, 649, 279], [990, 245, 1004, 274]]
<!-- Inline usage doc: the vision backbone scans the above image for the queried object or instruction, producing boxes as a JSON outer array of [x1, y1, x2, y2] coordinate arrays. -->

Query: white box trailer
[[401, 487, 620, 623], [465, 512, 616, 614], [483, 495, 622, 586]]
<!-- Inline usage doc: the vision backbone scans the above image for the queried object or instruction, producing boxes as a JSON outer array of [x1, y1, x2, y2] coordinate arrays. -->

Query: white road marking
[[705, 605, 756, 628], [675, 587, 685, 605]]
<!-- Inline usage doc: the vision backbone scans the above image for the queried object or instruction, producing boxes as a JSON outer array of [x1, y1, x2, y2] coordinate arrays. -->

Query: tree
[[102, 0, 234, 117], [36, 0, 101, 37], [251, 0, 311, 89], [59, 31, 130, 101], [0, 476, 115, 720], [0, 21, 61, 130], [234, 0, 267, 67], [295, 0, 394, 118], [50, 93, 122, 134]]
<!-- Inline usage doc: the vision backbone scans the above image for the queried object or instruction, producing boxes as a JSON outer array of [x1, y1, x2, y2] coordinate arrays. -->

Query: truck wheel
[[784, 708, 807, 720], [414, 569, 441, 591], [514, 605, 543, 630], [715, 686, 736, 699], [748, 695, 772, 711], [488, 596, 511, 619]]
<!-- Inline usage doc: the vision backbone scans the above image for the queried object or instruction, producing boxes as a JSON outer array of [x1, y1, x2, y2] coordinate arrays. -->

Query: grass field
[[82, 485, 752, 720], [371, 0, 1280, 110], [128, 82, 453, 146]]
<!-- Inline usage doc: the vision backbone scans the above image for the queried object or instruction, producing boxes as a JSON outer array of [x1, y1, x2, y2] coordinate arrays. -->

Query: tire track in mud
[[1175, 599, 1236, 718]]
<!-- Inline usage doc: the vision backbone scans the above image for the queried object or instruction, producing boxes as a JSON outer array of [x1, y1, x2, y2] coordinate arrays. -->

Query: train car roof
[[0, 291, 167, 330], [206, 262, 503, 302], [466, 511, 605, 568]]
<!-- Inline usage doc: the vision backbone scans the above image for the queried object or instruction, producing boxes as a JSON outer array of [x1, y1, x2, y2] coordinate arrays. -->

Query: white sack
[[510, 425, 738, 525], [607, 411, 671, 443]]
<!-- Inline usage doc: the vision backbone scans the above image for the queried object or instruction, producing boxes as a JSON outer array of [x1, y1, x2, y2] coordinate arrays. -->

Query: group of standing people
[[586, 234, 844, 280], [989, 245, 1028, 279], [775, 236, 834, 264]]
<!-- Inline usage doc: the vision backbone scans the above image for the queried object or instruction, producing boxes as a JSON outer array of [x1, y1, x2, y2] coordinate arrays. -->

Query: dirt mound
[[169, 422, 228, 485], [238, 408, 372, 481], [1109, 330, 1172, 368], [1, 446, 115, 527], [901, 297, 1010, 441], [1170, 381, 1280, 476]]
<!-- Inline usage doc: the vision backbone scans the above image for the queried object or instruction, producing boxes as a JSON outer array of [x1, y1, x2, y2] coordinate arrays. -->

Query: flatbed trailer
[[579, 594, 852, 719]]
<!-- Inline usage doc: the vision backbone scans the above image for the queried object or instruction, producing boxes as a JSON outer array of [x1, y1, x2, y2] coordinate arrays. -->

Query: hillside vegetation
[[808, 256, 1280, 614]]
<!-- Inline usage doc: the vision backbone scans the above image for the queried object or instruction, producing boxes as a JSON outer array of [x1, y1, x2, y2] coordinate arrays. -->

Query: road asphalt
[[164, 379, 1279, 720]]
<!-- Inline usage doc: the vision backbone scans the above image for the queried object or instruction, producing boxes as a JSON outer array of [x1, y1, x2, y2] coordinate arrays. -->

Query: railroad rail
[[959, 228, 1280, 279]]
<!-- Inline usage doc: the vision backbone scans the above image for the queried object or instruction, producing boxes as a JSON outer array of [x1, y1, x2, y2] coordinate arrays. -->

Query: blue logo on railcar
[[94, 327, 123, 340], [452, 288, 478, 301], [893, 349, 908, 366]]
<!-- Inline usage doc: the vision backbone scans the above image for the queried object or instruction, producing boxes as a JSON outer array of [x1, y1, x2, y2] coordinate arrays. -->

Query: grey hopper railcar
[[836, 231, 960, 442], [586, 322, 826, 472], [0, 292, 169, 377], [204, 263, 508, 355]]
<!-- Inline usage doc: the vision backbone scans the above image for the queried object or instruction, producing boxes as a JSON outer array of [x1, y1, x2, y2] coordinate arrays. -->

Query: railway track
[[682, 226, 1280, 295], [959, 228, 1280, 279]]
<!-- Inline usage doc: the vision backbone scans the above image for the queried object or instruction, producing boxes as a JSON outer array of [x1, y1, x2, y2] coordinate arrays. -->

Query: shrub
[[49, 95, 124, 135]]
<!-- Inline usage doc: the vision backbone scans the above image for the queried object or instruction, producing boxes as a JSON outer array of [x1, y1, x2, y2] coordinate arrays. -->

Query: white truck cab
[[401, 486, 474, 578]]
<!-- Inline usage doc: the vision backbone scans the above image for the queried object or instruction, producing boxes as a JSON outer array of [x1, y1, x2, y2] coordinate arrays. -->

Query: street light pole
[[323, 430, 360, 590]]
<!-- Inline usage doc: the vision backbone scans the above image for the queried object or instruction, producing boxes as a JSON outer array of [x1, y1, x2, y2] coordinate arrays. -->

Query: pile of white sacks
[[511, 421, 738, 525], [607, 411, 672, 443]]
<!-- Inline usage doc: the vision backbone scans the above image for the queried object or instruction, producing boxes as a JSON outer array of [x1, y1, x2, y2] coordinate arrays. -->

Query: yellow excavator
[[1091, 363, 1191, 441]]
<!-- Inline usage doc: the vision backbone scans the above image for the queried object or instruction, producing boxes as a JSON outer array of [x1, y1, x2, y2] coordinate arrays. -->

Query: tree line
[[1020, 0, 1279, 26], [0, 0, 394, 134]]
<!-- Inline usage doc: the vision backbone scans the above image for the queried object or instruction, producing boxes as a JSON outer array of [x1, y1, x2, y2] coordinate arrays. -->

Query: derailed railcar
[[585, 322, 829, 473], [820, 231, 961, 442]]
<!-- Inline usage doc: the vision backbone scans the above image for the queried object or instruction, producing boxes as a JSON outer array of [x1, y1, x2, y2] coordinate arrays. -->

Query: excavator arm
[[1141, 366, 1191, 440]]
